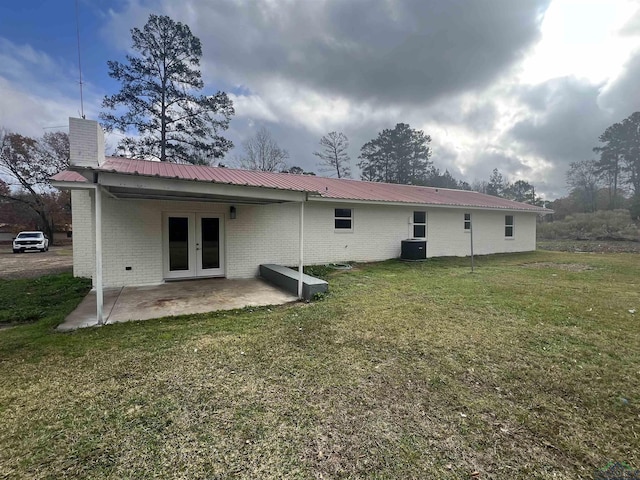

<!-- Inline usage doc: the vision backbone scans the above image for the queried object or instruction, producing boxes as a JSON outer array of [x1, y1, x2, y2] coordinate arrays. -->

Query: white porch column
[[95, 185, 104, 325], [298, 200, 305, 299], [469, 212, 474, 273]]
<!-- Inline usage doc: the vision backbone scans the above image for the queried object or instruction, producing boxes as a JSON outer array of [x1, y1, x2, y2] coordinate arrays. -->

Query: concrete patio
[[57, 278, 298, 331]]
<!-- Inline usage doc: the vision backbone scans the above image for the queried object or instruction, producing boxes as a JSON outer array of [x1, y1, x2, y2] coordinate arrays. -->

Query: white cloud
[[99, 0, 562, 192], [25, 0, 640, 198], [0, 78, 81, 138], [228, 93, 278, 124], [0, 38, 104, 137], [520, 0, 640, 84]]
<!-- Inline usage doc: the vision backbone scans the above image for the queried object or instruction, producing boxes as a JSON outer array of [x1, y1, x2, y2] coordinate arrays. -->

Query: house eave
[[50, 180, 95, 191], [61, 167, 309, 204], [52, 165, 552, 213], [308, 195, 551, 213]]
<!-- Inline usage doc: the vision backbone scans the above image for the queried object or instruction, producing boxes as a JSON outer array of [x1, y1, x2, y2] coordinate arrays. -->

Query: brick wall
[[71, 194, 537, 287], [302, 202, 412, 266], [70, 190, 95, 278], [425, 208, 536, 257], [69, 118, 105, 167]]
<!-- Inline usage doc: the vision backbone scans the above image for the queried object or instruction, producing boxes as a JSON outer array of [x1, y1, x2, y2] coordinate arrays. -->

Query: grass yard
[[0, 273, 90, 326], [0, 251, 639, 479], [537, 239, 640, 254]]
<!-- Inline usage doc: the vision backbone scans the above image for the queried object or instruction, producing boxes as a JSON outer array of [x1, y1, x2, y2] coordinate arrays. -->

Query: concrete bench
[[259, 264, 328, 301]]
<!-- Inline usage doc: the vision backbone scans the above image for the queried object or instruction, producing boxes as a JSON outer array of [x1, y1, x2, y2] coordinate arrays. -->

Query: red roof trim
[[51, 157, 550, 212]]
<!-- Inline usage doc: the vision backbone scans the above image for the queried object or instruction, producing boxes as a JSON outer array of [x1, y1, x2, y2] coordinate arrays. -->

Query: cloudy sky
[[1, 0, 639, 199]]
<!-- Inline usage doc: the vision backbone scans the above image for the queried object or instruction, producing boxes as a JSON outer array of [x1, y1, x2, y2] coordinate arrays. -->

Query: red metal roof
[[51, 170, 86, 183], [51, 157, 549, 212]]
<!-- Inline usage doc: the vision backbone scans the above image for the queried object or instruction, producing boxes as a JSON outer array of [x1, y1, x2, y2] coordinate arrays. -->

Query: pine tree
[[486, 168, 505, 197], [101, 14, 234, 164], [357, 123, 432, 184]]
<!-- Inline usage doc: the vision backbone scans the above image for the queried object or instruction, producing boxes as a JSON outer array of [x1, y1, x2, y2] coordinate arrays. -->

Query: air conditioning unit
[[401, 239, 427, 260]]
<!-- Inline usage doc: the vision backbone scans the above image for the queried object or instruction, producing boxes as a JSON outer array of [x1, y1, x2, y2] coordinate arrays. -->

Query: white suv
[[13, 231, 49, 253]]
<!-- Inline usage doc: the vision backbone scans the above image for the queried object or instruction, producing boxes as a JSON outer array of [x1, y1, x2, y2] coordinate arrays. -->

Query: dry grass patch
[[522, 262, 595, 272]]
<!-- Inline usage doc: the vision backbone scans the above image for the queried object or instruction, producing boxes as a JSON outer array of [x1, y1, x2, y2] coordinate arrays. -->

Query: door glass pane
[[201, 217, 220, 269], [168, 217, 189, 271]]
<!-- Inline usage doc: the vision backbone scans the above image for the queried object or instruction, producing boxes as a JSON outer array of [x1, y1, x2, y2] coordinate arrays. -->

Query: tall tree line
[[560, 111, 640, 218], [471, 168, 540, 205], [592, 112, 640, 211], [310, 124, 529, 196]]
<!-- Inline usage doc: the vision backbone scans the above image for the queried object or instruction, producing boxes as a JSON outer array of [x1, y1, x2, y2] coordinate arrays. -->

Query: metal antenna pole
[[75, 0, 85, 119]]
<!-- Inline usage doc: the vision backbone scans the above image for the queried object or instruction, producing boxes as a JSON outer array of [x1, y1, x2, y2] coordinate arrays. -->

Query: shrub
[[303, 264, 333, 280], [537, 209, 639, 241]]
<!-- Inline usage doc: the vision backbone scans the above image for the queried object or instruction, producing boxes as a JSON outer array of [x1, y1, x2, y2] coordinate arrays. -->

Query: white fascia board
[[308, 196, 548, 213], [50, 180, 114, 200], [50, 180, 92, 190], [97, 171, 308, 203]]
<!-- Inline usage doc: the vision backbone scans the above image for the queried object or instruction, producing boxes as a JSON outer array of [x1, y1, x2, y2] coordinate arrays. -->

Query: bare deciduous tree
[[236, 127, 289, 172], [313, 131, 351, 178], [566, 160, 602, 213], [0, 130, 70, 242]]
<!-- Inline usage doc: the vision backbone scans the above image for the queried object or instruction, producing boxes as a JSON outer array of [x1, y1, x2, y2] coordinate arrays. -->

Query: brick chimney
[[68, 117, 105, 167]]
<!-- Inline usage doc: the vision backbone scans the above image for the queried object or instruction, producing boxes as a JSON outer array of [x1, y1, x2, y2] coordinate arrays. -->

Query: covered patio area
[[57, 278, 298, 331]]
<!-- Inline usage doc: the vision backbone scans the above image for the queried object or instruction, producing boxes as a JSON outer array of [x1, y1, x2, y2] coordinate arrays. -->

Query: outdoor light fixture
[[229, 205, 237, 219]]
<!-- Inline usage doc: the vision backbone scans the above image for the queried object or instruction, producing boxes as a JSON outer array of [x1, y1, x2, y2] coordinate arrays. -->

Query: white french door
[[196, 214, 224, 277], [163, 213, 225, 279]]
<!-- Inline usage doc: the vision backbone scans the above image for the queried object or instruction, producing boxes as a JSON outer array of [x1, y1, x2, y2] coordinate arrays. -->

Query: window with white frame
[[464, 213, 471, 231], [505, 215, 514, 237], [413, 211, 426, 238], [335, 208, 353, 230]]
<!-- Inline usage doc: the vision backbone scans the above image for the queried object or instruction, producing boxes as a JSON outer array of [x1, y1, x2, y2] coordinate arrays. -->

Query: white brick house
[[52, 117, 548, 296]]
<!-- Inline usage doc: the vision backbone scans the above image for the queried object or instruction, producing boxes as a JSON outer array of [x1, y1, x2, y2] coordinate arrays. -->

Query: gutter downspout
[[298, 195, 306, 299], [93, 174, 104, 325]]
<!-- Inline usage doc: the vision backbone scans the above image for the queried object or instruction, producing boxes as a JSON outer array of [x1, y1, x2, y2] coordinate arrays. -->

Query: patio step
[[259, 264, 328, 301]]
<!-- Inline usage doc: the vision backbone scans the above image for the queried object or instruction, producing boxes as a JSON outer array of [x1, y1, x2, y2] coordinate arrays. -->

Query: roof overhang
[[52, 169, 309, 205], [50, 166, 553, 213], [308, 195, 552, 213]]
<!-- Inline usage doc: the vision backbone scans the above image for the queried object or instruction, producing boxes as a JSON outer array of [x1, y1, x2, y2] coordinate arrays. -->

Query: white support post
[[469, 213, 474, 273], [95, 185, 104, 325], [298, 200, 305, 299]]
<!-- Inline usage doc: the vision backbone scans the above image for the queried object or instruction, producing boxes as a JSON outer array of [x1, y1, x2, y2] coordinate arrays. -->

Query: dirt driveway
[[0, 245, 73, 279]]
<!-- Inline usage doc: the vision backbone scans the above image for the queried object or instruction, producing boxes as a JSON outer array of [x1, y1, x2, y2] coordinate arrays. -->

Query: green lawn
[[0, 273, 90, 325], [0, 251, 638, 479]]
